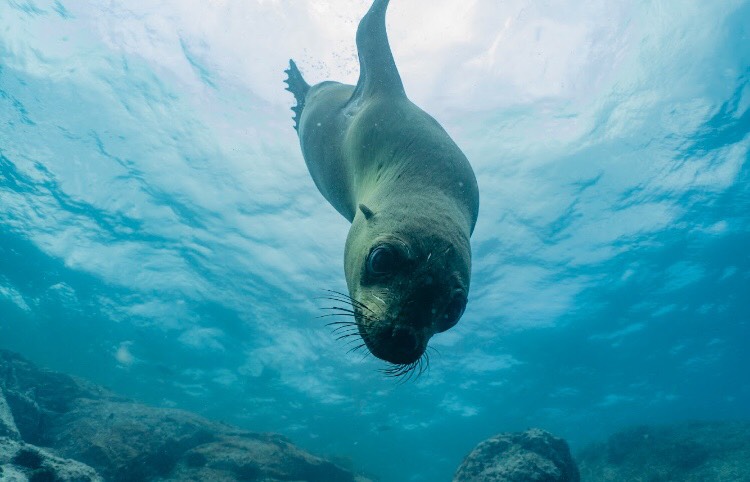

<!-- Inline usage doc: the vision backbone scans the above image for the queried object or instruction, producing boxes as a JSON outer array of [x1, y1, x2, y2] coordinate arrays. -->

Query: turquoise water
[[1, 1, 748, 481]]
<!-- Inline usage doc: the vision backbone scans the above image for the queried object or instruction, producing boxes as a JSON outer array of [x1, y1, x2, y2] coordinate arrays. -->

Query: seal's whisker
[[381, 362, 413, 378], [399, 365, 413, 384], [354, 344, 370, 355], [318, 313, 357, 321], [419, 352, 430, 378], [320, 305, 377, 321], [399, 362, 419, 384], [320, 306, 360, 314], [324, 294, 365, 310], [343, 337, 368, 348], [328, 327, 358, 337], [320, 290, 376, 315], [377, 354, 430, 383], [358, 348, 373, 362], [347, 343, 367, 355], [336, 332, 363, 341], [318, 295, 360, 308], [328, 320, 357, 327], [316, 295, 361, 310], [408, 361, 419, 381], [331, 326, 358, 336], [317, 313, 356, 319], [324, 320, 357, 327], [319, 307, 378, 323], [325, 289, 376, 314]]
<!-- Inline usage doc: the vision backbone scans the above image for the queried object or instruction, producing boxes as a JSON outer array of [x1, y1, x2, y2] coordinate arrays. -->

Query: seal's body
[[285, 0, 479, 369]]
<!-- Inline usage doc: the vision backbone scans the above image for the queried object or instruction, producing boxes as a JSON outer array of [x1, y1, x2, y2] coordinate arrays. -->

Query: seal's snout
[[377, 325, 423, 365], [391, 326, 419, 352]]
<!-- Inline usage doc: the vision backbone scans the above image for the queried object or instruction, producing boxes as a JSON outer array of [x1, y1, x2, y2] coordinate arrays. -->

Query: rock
[[577, 421, 750, 482], [0, 389, 21, 440], [165, 434, 368, 482], [47, 400, 361, 482], [454, 428, 580, 482], [0, 349, 372, 482], [0, 436, 103, 481], [0, 351, 121, 447]]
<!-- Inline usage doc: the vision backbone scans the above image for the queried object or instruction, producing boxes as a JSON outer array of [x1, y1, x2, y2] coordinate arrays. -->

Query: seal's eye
[[437, 297, 466, 332], [367, 246, 397, 275]]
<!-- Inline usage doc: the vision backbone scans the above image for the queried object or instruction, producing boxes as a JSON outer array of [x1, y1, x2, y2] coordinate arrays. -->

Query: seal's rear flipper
[[284, 59, 310, 131], [350, 0, 405, 104]]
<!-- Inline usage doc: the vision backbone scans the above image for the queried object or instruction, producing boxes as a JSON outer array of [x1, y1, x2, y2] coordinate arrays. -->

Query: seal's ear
[[359, 203, 375, 220]]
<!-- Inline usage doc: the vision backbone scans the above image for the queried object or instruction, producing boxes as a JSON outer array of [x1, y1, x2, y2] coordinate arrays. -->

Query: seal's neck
[[346, 119, 479, 234], [359, 183, 474, 238]]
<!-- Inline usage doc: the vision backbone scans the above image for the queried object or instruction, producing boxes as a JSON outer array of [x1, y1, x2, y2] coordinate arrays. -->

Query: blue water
[[1, 1, 748, 481]]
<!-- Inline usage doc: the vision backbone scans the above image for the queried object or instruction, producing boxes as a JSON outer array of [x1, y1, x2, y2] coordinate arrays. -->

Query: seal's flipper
[[350, 0, 405, 103], [284, 59, 310, 131]]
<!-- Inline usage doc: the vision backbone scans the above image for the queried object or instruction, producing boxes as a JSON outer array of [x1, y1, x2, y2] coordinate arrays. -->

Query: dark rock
[[0, 436, 103, 481], [0, 349, 372, 482], [454, 428, 580, 482], [577, 421, 750, 482]]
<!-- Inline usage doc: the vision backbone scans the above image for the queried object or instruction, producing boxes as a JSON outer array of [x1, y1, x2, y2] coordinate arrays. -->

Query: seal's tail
[[284, 59, 310, 132]]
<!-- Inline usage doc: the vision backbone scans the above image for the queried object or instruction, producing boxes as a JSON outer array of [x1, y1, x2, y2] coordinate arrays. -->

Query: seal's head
[[344, 202, 471, 367]]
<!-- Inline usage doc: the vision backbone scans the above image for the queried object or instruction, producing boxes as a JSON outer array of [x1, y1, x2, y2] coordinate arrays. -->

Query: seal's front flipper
[[284, 59, 310, 131], [350, 0, 405, 103]]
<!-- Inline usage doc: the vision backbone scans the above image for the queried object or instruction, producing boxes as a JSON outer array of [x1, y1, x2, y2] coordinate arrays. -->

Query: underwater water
[[1, 0, 748, 480]]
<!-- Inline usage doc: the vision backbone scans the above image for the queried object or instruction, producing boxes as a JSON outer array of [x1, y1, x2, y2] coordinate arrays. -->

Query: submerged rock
[[0, 437, 102, 481], [166, 434, 369, 482], [0, 389, 20, 440], [577, 421, 750, 482], [454, 428, 580, 482], [0, 350, 371, 482]]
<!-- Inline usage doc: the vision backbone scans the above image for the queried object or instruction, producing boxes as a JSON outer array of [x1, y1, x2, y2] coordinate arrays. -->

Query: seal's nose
[[391, 326, 418, 353], [367, 325, 424, 364], [408, 285, 440, 328]]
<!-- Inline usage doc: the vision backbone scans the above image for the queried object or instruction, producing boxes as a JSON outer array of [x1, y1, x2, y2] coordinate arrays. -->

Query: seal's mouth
[[320, 290, 432, 378], [360, 323, 426, 365], [351, 299, 431, 370]]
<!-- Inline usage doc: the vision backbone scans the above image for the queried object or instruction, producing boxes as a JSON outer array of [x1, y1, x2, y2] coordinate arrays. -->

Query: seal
[[284, 0, 479, 373]]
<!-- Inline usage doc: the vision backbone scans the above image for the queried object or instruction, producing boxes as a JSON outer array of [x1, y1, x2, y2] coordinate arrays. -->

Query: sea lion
[[284, 0, 479, 372]]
